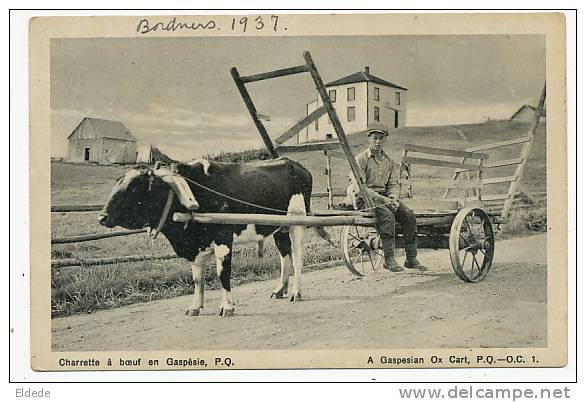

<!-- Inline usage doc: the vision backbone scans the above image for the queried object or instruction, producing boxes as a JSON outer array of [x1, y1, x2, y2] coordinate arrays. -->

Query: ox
[[98, 157, 324, 317]]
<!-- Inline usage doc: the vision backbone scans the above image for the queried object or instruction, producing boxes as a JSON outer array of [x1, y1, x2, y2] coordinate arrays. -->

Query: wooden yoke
[[303, 51, 375, 209]]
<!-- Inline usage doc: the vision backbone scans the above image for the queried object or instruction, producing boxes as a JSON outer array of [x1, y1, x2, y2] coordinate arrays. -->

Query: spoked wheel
[[341, 225, 385, 277], [449, 207, 495, 282]]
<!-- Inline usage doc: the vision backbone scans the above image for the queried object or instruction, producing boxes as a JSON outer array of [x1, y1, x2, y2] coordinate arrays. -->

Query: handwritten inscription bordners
[[136, 15, 284, 34], [136, 18, 217, 34]]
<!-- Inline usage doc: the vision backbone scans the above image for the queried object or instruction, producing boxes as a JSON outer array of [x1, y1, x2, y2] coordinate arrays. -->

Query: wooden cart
[[175, 51, 546, 283]]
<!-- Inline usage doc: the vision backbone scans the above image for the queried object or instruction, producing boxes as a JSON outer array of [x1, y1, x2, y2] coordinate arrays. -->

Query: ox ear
[[160, 174, 200, 211]]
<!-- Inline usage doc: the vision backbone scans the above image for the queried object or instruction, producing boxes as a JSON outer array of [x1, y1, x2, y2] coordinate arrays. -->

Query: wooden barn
[[510, 104, 546, 123], [67, 118, 137, 163]]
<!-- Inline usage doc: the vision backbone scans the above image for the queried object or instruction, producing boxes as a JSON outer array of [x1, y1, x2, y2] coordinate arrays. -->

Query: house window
[[347, 87, 355, 101], [374, 87, 380, 101], [395, 92, 401, 106], [329, 89, 336, 103], [326, 133, 333, 140], [374, 107, 380, 122], [315, 119, 319, 131], [347, 106, 355, 122]]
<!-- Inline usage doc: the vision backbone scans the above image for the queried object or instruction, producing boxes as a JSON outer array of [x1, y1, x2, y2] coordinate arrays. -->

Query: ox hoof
[[289, 293, 302, 303], [219, 307, 234, 317], [271, 291, 285, 300], [185, 308, 201, 317]]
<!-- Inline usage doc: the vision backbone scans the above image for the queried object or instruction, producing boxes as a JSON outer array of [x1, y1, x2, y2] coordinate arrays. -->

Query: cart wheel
[[449, 207, 495, 282], [341, 225, 385, 277]]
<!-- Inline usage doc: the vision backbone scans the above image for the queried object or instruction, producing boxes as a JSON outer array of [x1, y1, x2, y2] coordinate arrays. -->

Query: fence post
[[324, 150, 333, 209]]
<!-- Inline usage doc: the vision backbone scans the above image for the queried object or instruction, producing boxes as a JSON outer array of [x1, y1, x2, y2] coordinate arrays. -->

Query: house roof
[[67, 117, 137, 141], [325, 70, 408, 90]]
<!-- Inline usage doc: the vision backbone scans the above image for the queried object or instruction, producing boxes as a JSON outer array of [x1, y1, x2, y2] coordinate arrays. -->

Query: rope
[[163, 172, 396, 216], [174, 174, 291, 214], [176, 175, 286, 236], [356, 200, 400, 213]]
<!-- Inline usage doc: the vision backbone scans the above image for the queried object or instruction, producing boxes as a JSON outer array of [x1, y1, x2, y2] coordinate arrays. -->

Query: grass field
[[51, 119, 547, 317]]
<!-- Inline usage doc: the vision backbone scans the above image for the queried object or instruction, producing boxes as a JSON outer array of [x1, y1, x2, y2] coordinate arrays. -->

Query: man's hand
[[388, 197, 400, 211]]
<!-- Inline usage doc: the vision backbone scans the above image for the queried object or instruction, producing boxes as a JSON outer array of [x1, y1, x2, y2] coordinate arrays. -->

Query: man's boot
[[404, 243, 428, 271], [381, 236, 404, 272]]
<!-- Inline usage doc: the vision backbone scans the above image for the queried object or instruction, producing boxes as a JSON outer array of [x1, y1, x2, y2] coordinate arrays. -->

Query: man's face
[[368, 132, 387, 152]]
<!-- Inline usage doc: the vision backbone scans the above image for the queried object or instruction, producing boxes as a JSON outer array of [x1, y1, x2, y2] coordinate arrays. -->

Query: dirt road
[[52, 234, 546, 351]]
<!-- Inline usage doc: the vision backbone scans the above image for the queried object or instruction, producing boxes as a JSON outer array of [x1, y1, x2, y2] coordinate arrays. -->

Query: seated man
[[346, 124, 427, 272]]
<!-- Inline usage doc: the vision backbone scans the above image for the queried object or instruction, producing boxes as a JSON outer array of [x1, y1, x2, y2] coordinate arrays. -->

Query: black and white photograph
[[26, 12, 567, 371]]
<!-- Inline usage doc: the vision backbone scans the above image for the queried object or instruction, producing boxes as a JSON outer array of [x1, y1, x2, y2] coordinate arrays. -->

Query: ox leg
[[288, 194, 306, 303], [186, 248, 214, 316], [272, 231, 292, 299], [215, 243, 235, 317]]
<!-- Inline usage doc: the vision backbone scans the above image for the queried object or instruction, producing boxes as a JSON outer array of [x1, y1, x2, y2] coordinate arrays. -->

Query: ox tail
[[293, 165, 337, 248], [302, 192, 337, 248], [313, 226, 337, 248]]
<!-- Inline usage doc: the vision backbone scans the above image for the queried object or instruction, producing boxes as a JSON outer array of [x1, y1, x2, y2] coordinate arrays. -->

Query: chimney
[[364, 66, 370, 74]]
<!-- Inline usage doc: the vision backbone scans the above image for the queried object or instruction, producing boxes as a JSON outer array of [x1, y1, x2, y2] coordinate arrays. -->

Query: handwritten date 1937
[[136, 16, 284, 35]]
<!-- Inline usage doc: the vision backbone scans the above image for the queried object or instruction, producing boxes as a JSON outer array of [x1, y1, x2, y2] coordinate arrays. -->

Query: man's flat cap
[[366, 123, 389, 137]]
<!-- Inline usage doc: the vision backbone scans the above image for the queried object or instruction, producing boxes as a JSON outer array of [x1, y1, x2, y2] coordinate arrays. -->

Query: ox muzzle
[[97, 211, 116, 228]]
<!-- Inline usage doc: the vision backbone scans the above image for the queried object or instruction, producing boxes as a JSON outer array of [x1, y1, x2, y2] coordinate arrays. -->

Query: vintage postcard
[[29, 12, 567, 372]]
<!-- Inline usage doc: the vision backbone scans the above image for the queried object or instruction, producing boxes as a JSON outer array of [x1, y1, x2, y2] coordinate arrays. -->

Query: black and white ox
[[99, 158, 325, 317]]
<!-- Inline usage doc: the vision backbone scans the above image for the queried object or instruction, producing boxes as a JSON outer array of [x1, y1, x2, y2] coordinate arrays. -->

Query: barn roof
[[510, 105, 536, 119], [67, 117, 137, 141], [325, 70, 408, 90]]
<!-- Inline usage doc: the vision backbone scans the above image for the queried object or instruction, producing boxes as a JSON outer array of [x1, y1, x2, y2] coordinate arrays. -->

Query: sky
[[51, 35, 545, 160]]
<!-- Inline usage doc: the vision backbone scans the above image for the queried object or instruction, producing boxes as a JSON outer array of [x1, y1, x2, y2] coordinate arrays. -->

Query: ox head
[[98, 165, 199, 229]]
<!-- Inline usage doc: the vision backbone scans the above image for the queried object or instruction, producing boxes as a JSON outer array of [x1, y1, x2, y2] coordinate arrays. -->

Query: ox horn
[[154, 168, 199, 210]]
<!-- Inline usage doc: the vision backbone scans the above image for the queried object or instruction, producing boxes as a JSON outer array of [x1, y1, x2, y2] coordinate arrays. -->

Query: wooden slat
[[502, 85, 545, 218], [456, 158, 524, 172], [485, 158, 524, 168], [174, 212, 375, 227], [482, 176, 518, 185], [483, 200, 506, 206], [445, 194, 510, 203], [52, 229, 147, 244], [403, 156, 482, 171], [470, 194, 510, 202], [402, 198, 460, 211], [52, 204, 104, 212], [231, 67, 279, 158], [466, 136, 533, 152], [397, 179, 482, 189], [274, 106, 327, 146], [441, 155, 474, 199], [240, 64, 310, 83], [303, 51, 375, 211], [456, 158, 523, 173], [404, 144, 489, 160], [277, 141, 341, 153]]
